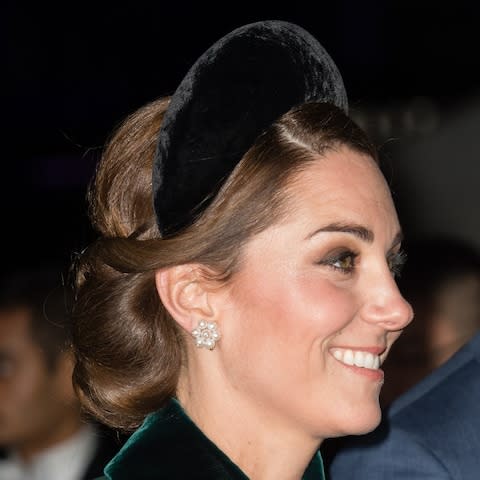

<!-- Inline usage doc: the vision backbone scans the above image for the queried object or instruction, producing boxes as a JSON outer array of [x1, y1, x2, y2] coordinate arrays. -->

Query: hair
[[71, 98, 378, 431], [0, 266, 72, 371]]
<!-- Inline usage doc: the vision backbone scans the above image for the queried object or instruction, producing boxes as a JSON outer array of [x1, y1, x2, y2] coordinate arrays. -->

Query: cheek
[[295, 273, 358, 338], [1, 367, 50, 415], [0, 380, 41, 437], [225, 270, 357, 357]]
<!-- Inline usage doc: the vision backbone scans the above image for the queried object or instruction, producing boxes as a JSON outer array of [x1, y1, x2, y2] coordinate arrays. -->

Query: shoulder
[[389, 331, 480, 415], [103, 399, 248, 480], [329, 334, 480, 480], [328, 426, 450, 479]]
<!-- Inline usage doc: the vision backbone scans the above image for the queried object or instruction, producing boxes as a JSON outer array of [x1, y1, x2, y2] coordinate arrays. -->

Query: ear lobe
[[155, 265, 214, 333]]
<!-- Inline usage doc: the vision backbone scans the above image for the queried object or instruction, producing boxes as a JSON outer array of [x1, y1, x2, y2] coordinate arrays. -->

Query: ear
[[155, 265, 215, 333]]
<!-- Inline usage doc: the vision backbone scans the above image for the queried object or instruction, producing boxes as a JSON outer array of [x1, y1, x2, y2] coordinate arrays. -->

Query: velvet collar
[[102, 398, 325, 479]]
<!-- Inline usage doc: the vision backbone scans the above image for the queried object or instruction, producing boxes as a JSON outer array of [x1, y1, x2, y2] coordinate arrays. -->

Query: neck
[[177, 363, 321, 480]]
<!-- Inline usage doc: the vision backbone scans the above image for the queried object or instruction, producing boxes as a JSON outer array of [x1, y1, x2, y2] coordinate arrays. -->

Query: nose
[[361, 274, 414, 331]]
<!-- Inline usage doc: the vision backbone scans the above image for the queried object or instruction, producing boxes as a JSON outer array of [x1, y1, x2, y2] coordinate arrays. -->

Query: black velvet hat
[[153, 20, 347, 236]]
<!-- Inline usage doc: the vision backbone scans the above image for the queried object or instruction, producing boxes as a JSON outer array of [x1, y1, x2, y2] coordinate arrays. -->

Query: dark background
[[4, 0, 480, 271]]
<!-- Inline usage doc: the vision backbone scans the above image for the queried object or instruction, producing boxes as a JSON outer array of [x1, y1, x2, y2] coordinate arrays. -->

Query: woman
[[71, 21, 413, 479]]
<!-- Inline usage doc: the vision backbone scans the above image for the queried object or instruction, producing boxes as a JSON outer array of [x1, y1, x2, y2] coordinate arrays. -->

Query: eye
[[388, 250, 407, 278], [318, 249, 358, 274]]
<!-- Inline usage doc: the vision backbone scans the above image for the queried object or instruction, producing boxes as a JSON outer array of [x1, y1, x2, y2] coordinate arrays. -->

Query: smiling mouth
[[331, 348, 381, 370]]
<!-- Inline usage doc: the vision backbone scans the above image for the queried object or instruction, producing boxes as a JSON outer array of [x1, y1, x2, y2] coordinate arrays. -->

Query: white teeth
[[354, 351, 364, 366], [343, 349, 354, 365], [331, 348, 381, 370], [363, 352, 374, 369], [333, 350, 343, 361]]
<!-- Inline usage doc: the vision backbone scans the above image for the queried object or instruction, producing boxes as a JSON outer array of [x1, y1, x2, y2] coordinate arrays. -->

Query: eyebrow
[[306, 222, 404, 248]]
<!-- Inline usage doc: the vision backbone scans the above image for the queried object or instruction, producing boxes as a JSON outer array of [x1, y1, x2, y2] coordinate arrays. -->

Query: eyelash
[[388, 250, 407, 278], [318, 249, 407, 277]]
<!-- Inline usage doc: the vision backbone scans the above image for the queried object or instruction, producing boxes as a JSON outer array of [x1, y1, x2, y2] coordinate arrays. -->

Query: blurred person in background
[[380, 235, 480, 406], [0, 266, 123, 480]]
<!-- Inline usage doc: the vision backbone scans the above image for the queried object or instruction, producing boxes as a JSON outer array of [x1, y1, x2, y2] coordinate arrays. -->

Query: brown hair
[[71, 98, 378, 431]]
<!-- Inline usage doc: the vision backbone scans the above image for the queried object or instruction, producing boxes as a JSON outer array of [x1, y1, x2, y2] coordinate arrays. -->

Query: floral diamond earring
[[192, 320, 221, 350]]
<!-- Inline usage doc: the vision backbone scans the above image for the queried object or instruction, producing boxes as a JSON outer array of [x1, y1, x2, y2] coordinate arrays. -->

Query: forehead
[[0, 307, 33, 349], [284, 146, 398, 229]]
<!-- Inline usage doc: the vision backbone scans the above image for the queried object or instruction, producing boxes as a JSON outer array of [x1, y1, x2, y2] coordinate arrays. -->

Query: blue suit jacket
[[329, 331, 480, 479]]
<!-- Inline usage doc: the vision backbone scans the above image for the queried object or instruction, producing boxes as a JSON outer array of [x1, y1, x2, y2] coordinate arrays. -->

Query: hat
[[153, 20, 347, 236]]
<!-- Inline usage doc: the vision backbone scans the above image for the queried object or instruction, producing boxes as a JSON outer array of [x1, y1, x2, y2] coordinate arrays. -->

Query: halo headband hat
[[153, 20, 348, 236]]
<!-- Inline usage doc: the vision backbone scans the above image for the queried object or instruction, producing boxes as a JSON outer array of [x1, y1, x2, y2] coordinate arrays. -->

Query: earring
[[192, 320, 220, 350]]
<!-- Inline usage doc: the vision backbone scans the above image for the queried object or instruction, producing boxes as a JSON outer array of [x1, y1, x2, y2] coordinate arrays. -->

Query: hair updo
[[71, 98, 377, 431]]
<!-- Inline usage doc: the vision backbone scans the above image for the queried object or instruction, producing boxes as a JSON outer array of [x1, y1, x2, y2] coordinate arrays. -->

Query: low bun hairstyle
[[71, 99, 378, 431]]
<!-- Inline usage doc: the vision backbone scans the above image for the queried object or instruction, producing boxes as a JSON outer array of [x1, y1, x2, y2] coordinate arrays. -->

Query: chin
[[332, 401, 382, 438], [354, 405, 382, 435]]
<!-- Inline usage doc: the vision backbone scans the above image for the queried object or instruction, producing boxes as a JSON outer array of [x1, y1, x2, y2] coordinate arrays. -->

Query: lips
[[330, 348, 381, 370]]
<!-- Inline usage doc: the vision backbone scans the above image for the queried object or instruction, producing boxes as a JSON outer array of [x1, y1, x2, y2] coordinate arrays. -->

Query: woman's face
[[217, 145, 413, 441]]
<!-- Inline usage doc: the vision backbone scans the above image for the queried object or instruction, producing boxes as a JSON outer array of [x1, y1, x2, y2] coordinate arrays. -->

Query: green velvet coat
[[97, 399, 325, 479]]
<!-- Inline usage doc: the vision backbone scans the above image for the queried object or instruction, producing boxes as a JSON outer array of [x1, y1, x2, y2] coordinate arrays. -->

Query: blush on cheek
[[296, 277, 357, 335]]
